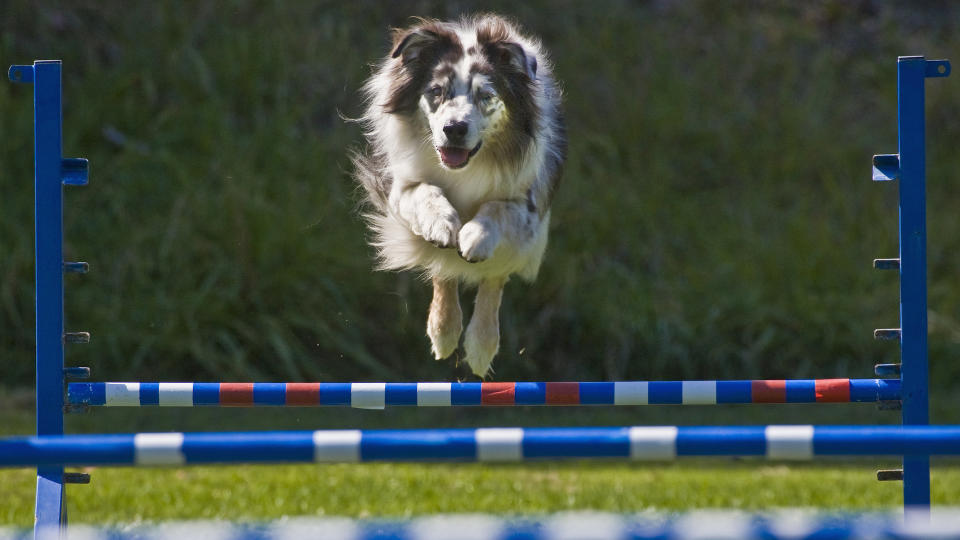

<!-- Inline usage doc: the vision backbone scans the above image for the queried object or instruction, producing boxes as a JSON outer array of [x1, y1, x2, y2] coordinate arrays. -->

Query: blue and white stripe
[[3, 425, 960, 468], [66, 379, 901, 408]]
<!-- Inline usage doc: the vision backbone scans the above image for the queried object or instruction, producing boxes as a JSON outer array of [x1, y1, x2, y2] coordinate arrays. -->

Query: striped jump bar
[[67, 379, 900, 408], [2, 425, 959, 468]]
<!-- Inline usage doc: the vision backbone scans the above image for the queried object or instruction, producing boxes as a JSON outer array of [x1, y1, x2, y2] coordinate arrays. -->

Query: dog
[[352, 14, 566, 378]]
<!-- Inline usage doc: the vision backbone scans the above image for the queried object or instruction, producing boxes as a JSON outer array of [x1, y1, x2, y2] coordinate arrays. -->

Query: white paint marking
[[351, 382, 386, 409], [417, 383, 452, 407], [614, 381, 648, 405], [475, 428, 523, 462], [134, 433, 185, 466], [682, 381, 717, 405], [158, 383, 194, 406], [628, 426, 678, 460], [765, 425, 815, 460], [104, 382, 140, 406], [313, 430, 362, 462]]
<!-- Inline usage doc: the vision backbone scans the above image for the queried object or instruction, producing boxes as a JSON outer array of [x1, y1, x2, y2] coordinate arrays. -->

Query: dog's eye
[[478, 91, 495, 104], [427, 85, 443, 99]]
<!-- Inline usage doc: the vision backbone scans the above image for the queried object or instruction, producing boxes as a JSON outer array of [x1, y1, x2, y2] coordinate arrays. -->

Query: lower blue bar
[[813, 426, 960, 456], [183, 432, 314, 463], [676, 427, 766, 456], [361, 430, 476, 461], [523, 428, 630, 458], [3, 426, 960, 467]]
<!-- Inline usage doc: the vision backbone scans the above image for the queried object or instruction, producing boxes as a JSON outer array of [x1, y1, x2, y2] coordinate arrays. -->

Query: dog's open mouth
[[438, 141, 482, 169]]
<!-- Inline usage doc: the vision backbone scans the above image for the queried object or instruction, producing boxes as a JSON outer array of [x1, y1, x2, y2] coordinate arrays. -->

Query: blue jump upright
[[9, 60, 90, 538], [872, 56, 951, 508], [4, 55, 950, 535]]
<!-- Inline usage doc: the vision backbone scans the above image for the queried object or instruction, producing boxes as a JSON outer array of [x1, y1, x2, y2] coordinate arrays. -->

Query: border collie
[[352, 14, 566, 377]]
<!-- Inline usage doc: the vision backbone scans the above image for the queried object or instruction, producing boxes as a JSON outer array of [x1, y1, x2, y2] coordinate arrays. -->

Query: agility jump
[[3, 56, 951, 537]]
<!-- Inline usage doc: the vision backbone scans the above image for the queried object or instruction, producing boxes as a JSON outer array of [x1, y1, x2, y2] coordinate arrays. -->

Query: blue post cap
[[8, 65, 34, 83]]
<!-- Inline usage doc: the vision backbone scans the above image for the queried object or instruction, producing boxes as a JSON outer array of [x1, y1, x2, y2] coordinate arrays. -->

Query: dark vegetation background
[[2, 1, 959, 386]]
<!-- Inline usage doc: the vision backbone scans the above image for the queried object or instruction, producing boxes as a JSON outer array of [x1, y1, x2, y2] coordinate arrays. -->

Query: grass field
[[7, 462, 960, 527]]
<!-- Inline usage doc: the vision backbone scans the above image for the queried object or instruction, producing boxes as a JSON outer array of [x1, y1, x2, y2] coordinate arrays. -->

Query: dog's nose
[[442, 121, 469, 142]]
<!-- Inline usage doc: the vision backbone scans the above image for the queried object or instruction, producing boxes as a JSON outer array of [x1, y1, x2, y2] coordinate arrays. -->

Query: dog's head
[[384, 16, 538, 171]]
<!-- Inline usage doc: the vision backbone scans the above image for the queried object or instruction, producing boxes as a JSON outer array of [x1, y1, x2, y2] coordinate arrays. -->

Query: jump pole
[[873, 56, 951, 508], [66, 379, 901, 408], [8, 60, 90, 537], [3, 426, 960, 467]]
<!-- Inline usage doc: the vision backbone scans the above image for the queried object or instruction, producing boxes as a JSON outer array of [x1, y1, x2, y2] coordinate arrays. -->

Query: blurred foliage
[[1, 0, 959, 385]]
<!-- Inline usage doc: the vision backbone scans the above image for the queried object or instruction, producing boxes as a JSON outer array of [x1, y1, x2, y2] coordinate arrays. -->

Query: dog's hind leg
[[427, 277, 462, 360], [464, 277, 507, 378]]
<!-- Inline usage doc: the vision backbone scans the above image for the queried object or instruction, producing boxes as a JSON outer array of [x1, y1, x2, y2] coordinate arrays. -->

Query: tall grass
[[1, 1, 959, 385]]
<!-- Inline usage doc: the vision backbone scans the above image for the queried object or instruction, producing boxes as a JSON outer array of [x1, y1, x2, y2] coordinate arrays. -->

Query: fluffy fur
[[352, 14, 566, 377]]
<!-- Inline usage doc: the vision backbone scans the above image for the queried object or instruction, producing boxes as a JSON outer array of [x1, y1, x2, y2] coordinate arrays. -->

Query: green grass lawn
[[3, 461, 960, 527]]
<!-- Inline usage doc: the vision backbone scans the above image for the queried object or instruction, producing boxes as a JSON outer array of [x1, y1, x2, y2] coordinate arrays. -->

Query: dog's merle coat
[[352, 14, 566, 377]]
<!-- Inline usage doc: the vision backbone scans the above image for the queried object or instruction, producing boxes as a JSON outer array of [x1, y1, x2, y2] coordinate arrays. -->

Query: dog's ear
[[493, 42, 537, 79], [391, 28, 442, 62], [383, 24, 459, 114]]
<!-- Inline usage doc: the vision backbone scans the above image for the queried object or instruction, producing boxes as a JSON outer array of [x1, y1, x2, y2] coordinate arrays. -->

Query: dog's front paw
[[457, 220, 499, 263], [420, 211, 461, 249]]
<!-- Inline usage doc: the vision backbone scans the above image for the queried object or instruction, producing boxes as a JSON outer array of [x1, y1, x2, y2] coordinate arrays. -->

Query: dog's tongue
[[439, 147, 469, 168]]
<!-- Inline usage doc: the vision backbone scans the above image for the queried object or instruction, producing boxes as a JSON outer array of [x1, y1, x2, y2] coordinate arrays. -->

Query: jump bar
[[2, 425, 958, 468], [67, 379, 900, 408]]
